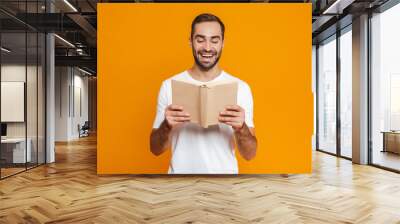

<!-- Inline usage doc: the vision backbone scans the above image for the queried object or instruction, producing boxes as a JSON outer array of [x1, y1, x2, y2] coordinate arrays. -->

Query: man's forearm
[[150, 120, 171, 156], [234, 123, 257, 160]]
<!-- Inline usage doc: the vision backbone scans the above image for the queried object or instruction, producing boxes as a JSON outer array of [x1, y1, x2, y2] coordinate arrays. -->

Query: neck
[[188, 64, 222, 82]]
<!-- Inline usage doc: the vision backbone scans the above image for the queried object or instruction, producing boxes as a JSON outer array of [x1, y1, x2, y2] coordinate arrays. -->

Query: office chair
[[79, 121, 90, 138]]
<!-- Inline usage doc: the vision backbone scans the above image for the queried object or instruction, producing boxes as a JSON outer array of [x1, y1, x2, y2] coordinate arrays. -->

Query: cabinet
[[382, 132, 400, 154]]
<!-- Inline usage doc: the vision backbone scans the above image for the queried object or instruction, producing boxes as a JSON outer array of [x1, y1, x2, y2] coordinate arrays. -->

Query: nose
[[204, 41, 211, 51]]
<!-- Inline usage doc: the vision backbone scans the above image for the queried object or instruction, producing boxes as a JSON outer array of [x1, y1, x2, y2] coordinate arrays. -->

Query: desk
[[382, 131, 400, 154], [1, 138, 31, 163]]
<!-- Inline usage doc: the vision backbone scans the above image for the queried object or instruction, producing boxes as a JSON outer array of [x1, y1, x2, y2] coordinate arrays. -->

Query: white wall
[[55, 67, 89, 141], [73, 72, 89, 137], [1, 63, 46, 164], [55, 67, 70, 141], [1, 65, 26, 131], [1, 64, 40, 138]]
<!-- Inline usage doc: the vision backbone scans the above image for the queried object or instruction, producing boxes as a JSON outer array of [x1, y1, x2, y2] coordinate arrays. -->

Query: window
[[318, 35, 337, 154], [371, 2, 400, 171], [339, 28, 352, 158]]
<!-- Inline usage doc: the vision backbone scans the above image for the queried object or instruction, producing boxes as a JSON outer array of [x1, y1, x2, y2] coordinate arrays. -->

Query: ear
[[189, 36, 193, 48]]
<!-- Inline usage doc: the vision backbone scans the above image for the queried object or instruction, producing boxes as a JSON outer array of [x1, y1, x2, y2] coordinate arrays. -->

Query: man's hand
[[218, 104, 257, 161], [165, 104, 191, 129], [218, 105, 245, 131], [150, 104, 190, 156]]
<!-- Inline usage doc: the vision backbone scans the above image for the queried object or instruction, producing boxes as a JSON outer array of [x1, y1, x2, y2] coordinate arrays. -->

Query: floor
[[1, 163, 44, 178], [0, 136, 400, 223], [0, 167, 25, 178], [372, 150, 400, 171]]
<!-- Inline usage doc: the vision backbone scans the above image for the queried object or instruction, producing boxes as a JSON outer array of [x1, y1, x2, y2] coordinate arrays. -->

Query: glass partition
[[0, 1, 46, 179], [1, 30, 28, 177]]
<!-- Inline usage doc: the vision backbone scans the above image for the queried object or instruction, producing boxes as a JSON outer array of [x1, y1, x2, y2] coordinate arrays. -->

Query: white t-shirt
[[152, 70, 254, 174]]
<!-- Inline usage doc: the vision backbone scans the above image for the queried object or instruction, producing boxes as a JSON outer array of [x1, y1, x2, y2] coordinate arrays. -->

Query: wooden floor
[[373, 150, 400, 171], [1, 135, 400, 223], [0, 167, 26, 178]]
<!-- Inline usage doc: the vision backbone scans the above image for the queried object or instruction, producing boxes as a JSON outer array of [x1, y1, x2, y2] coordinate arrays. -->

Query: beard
[[192, 48, 222, 71]]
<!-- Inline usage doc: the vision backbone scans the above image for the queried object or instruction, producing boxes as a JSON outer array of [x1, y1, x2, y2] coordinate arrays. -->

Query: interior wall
[[88, 77, 97, 132], [74, 71, 89, 130], [1, 64, 38, 138], [73, 69, 89, 139], [55, 67, 89, 141], [55, 66, 70, 141]]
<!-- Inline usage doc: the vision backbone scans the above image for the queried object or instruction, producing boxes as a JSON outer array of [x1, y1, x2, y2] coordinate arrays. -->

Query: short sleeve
[[238, 82, 254, 128], [152, 81, 168, 129]]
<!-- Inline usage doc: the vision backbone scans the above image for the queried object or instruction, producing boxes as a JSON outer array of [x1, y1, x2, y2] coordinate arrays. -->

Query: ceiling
[[311, 0, 391, 44], [0, 0, 395, 74], [0, 0, 97, 74]]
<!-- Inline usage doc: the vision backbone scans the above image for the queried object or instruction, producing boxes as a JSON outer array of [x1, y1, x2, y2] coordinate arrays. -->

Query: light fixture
[[322, 0, 355, 15], [78, 67, 93, 76], [76, 48, 85, 55], [54, 34, 75, 48], [1, 47, 11, 53], [63, 0, 78, 12]]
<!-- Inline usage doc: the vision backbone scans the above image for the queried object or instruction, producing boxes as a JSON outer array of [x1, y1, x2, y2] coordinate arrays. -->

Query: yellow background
[[97, 3, 313, 174]]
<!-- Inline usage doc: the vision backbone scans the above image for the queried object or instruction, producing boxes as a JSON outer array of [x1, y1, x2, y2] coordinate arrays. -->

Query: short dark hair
[[191, 13, 225, 40]]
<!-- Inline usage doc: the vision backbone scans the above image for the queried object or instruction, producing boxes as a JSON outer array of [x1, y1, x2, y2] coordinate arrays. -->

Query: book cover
[[172, 79, 238, 128]]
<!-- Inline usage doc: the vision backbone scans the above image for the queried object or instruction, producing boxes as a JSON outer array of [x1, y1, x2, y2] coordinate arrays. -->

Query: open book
[[172, 79, 238, 128]]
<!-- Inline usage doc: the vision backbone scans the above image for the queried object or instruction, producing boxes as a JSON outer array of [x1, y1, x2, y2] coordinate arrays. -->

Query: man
[[150, 13, 257, 174]]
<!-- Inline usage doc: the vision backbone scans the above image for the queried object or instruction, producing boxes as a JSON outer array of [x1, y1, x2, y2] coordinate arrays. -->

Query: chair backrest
[[82, 121, 90, 129]]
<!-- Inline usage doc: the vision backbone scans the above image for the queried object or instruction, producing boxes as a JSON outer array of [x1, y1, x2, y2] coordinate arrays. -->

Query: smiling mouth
[[199, 52, 215, 60]]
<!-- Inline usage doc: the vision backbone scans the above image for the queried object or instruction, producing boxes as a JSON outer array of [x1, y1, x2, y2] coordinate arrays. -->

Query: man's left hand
[[218, 105, 245, 131]]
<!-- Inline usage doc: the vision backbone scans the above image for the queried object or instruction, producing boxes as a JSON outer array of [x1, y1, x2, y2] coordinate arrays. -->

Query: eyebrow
[[194, 34, 221, 39]]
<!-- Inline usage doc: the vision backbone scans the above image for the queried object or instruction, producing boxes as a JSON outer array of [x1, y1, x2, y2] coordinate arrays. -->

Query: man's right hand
[[164, 104, 191, 128]]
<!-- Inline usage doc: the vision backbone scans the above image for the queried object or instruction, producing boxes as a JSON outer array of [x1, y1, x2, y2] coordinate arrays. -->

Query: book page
[[200, 85, 209, 128], [171, 80, 201, 124], [205, 82, 238, 127]]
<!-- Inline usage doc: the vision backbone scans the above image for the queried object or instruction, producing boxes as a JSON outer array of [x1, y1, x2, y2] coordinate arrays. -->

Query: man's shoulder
[[157, 71, 188, 91], [163, 71, 188, 83], [223, 71, 251, 90]]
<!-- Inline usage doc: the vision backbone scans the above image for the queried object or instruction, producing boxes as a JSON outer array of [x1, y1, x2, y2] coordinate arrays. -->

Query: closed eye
[[211, 37, 220, 44], [195, 37, 205, 43]]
